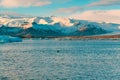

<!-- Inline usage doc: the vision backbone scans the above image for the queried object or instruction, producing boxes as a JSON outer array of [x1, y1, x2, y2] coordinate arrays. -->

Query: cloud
[[52, 0, 71, 3], [55, 7, 83, 14], [0, 0, 71, 8], [55, 0, 120, 14], [0, 0, 51, 8], [87, 0, 120, 7], [70, 10, 120, 24]]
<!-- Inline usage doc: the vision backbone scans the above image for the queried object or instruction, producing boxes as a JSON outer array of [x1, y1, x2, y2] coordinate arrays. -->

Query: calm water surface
[[0, 39, 120, 80]]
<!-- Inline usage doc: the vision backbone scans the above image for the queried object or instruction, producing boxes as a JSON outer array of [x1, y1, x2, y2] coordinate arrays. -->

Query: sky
[[0, 0, 120, 17]]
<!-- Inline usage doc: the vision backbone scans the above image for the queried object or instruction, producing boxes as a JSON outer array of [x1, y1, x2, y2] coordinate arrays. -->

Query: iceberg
[[0, 36, 22, 43]]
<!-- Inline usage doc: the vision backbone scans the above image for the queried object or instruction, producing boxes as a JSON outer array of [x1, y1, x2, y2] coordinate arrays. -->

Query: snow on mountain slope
[[0, 16, 74, 28], [30, 16, 74, 26], [0, 17, 30, 27], [51, 17, 73, 26]]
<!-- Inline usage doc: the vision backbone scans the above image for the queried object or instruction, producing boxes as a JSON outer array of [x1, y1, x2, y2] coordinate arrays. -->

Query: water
[[0, 39, 120, 80]]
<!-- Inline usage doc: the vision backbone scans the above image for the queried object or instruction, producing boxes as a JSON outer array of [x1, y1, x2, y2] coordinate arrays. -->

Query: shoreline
[[21, 34, 120, 40]]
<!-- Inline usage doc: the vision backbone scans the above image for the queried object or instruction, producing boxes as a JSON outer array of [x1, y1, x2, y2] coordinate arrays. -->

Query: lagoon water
[[0, 39, 120, 80]]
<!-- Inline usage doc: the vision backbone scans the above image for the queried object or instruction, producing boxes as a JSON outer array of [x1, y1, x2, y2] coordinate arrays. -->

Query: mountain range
[[0, 12, 120, 38]]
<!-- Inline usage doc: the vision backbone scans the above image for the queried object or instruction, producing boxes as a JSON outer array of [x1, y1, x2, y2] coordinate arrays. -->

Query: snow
[[0, 36, 22, 43], [51, 17, 73, 26], [39, 19, 48, 24]]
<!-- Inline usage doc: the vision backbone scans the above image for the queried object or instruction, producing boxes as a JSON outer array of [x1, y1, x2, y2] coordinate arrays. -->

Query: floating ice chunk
[[118, 26, 120, 29], [0, 36, 22, 43]]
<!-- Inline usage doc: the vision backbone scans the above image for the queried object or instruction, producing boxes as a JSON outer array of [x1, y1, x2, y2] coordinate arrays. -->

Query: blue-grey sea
[[0, 39, 120, 80]]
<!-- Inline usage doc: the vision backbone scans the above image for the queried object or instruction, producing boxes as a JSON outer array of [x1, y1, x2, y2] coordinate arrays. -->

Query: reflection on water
[[0, 39, 120, 80]]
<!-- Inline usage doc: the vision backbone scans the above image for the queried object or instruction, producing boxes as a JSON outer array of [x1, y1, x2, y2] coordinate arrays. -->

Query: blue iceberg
[[0, 36, 22, 43]]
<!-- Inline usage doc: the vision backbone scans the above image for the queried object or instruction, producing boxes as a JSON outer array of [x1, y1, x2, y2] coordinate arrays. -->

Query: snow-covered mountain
[[0, 13, 120, 38]]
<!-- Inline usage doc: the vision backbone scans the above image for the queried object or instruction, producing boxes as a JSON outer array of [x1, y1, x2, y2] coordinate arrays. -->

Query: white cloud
[[88, 0, 120, 7], [55, 7, 83, 14], [55, 0, 120, 14], [70, 10, 120, 24], [0, 0, 71, 8], [0, 0, 51, 8]]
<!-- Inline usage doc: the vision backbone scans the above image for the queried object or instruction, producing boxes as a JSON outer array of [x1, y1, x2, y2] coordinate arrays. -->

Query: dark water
[[0, 39, 120, 80]]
